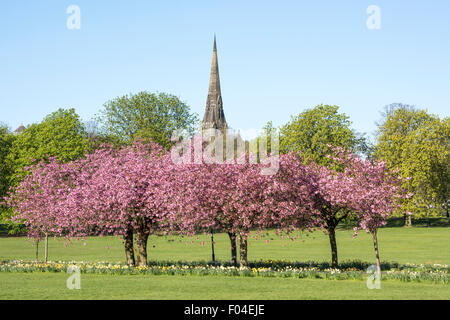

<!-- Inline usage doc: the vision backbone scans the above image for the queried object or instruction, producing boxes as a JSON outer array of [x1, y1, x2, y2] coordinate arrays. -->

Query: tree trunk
[[426, 203, 431, 228], [404, 214, 412, 227], [228, 232, 237, 267], [372, 230, 382, 276], [445, 200, 450, 218], [124, 229, 135, 266], [136, 232, 149, 267], [211, 231, 216, 263], [44, 233, 48, 264], [35, 240, 39, 262], [239, 234, 248, 267], [446, 201, 449, 218], [328, 226, 338, 268]]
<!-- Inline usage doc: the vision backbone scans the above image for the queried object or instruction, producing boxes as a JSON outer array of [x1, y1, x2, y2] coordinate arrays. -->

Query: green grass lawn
[[1, 227, 449, 265], [1, 273, 449, 300], [0, 226, 449, 300]]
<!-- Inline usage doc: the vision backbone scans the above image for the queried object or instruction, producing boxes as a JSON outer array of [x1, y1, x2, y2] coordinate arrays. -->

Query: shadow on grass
[[337, 217, 450, 230]]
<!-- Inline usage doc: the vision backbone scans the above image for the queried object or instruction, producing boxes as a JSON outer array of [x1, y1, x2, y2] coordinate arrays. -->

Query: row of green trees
[[1, 95, 448, 230]]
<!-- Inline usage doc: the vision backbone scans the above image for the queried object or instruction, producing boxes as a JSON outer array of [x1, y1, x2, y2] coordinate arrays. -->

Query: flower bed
[[0, 260, 448, 284]]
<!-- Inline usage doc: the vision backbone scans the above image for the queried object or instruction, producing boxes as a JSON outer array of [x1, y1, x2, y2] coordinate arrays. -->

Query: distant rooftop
[[13, 125, 25, 135]]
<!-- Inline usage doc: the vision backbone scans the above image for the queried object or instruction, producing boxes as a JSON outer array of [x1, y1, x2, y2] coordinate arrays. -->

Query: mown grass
[[1, 273, 449, 300], [0, 227, 449, 265], [0, 225, 449, 300]]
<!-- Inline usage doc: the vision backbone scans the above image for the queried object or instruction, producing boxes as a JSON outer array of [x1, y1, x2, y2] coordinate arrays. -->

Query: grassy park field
[[1, 222, 449, 300]]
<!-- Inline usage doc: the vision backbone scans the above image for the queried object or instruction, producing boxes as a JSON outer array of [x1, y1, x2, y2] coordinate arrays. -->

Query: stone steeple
[[202, 36, 228, 131], [13, 125, 25, 135]]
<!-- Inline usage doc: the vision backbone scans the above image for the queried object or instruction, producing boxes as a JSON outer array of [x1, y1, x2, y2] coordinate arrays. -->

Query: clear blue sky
[[1, 1, 449, 140]]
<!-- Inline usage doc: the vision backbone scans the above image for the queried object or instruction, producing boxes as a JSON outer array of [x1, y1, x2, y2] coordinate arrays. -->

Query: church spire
[[202, 35, 228, 131]]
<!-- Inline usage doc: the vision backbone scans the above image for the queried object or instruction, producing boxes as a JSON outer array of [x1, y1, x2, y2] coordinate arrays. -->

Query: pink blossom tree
[[271, 148, 409, 270], [66, 140, 170, 267], [5, 158, 80, 263], [166, 137, 279, 267], [234, 153, 319, 266], [306, 159, 357, 268], [167, 156, 244, 266], [308, 147, 409, 270], [331, 148, 410, 273], [6, 140, 173, 267]]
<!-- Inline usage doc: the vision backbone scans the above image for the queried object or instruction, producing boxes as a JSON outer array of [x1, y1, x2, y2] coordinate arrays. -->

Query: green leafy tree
[[374, 104, 449, 225], [279, 104, 368, 166], [0, 125, 14, 197], [404, 117, 449, 224], [0, 125, 15, 225], [98, 91, 199, 149], [7, 108, 88, 186], [434, 117, 450, 218]]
